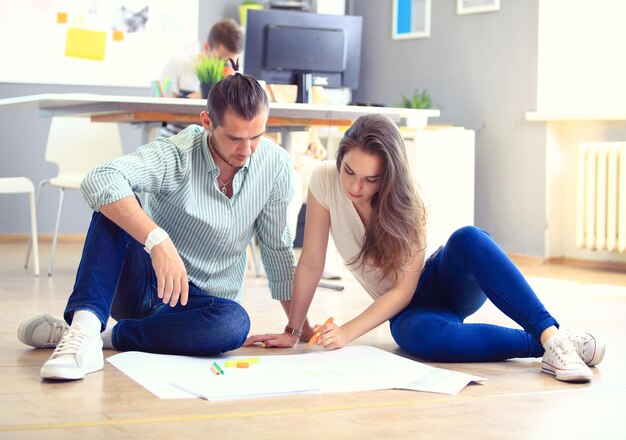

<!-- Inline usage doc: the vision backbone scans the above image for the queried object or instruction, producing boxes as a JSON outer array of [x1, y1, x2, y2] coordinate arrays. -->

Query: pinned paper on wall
[[65, 27, 107, 61], [113, 30, 125, 41], [0, 0, 198, 86]]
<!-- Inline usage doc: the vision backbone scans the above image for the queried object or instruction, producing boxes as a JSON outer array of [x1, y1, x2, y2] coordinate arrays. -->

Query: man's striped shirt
[[80, 125, 296, 302]]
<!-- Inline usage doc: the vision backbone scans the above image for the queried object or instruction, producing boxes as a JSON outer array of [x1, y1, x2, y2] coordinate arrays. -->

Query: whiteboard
[[0, 0, 199, 87]]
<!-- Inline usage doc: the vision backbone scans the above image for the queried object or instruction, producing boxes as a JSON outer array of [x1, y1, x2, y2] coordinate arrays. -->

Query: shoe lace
[[563, 330, 590, 356], [47, 321, 67, 346], [553, 337, 583, 364], [50, 327, 89, 358]]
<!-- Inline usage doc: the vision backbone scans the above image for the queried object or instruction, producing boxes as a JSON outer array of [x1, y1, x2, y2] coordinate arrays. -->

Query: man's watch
[[284, 325, 303, 337]]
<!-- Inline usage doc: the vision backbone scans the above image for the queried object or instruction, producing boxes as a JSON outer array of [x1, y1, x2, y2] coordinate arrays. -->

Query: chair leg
[[48, 187, 65, 277], [248, 235, 262, 278], [25, 179, 49, 270], [28, 190, 40, 277]]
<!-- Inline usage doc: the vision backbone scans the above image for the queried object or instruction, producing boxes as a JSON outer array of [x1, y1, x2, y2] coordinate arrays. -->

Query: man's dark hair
[[207, 19, 244, 55], [207, 74, 269, 127]]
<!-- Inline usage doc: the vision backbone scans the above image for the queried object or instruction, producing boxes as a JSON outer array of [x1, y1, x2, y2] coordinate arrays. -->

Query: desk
[[0, 93, 472, 254], [0, 93, 440, 146]]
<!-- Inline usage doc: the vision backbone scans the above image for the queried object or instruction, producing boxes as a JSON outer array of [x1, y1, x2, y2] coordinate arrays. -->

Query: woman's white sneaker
[[40, 324, 104, 380], [541, 333, 593, 382], [564, 330, 605, 366], [17, 314, 68, 348]]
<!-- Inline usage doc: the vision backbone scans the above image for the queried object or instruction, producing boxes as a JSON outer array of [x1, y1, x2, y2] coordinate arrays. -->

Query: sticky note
[[57, 12, 68, 24], [225, 358, 259, 368], [112, 30, 124, 41], [65, 27, 106, 61]]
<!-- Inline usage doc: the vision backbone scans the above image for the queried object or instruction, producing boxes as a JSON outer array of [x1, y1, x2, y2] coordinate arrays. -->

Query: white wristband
[[144, 227, 169, 254]]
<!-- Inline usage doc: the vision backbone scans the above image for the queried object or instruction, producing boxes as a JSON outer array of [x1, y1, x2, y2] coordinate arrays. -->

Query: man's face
[[201, 109, 267, 169], [205, 42, 239, 62], [213, 43, 239, 61]]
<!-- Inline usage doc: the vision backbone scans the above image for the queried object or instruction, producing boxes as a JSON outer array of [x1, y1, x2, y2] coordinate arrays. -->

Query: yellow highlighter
[[224, 357, 260, 368]]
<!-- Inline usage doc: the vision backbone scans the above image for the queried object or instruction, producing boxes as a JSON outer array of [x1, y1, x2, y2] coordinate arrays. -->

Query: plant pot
[[200, 82, 214, 99]]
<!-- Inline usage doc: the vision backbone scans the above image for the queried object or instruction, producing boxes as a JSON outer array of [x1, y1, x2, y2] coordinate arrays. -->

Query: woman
[[245, 114, 604, 383]]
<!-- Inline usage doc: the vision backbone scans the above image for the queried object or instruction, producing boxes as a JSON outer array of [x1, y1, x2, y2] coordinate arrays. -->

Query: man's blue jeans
[[390, 226, 558, 362], [64, 211, 250, 355]]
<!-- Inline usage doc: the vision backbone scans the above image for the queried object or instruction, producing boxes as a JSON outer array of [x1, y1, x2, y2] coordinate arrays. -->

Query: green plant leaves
[[195, 56, 226, 84], [398, 88, 432, 109]]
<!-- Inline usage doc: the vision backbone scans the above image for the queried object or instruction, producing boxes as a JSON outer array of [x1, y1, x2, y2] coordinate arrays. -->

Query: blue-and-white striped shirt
[[80, 124, 296, 302]]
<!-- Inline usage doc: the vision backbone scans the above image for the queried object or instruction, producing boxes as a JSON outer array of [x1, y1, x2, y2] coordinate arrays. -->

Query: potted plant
[[239, 1, 264, 28], [398, 88, 433, 109], [195, 55, 225, 99]]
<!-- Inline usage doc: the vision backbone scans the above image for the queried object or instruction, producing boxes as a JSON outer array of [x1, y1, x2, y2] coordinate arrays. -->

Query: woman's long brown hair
[[336, 114, 427, 281]]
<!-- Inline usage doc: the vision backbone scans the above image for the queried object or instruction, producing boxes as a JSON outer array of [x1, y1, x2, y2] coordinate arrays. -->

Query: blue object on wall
[[396, 0, 411, 34], [392, 0, 431, 40]]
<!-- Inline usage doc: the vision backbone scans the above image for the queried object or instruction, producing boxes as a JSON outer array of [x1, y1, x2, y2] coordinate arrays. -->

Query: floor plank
[[1, 241, 625, 438]]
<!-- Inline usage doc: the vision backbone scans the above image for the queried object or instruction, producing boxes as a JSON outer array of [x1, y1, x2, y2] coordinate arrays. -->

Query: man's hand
[[243, 331, 298, 348], [149, 238, 189, 307], [300, 323, 316, 343]]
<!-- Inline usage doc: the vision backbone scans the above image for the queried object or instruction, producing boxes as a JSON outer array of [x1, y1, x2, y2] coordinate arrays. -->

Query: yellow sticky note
[[65, 27, 106, 61], [57, 12, 67, 24], [112, 30, 124, 41]]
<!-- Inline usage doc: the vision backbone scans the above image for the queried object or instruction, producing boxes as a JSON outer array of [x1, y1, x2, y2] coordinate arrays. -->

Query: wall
[[535, 0, 626, 262], [1, 0, 549, 258], [351, 0, 547, 256], [536, 0, 626, 115], [0, 1, 236, 236]]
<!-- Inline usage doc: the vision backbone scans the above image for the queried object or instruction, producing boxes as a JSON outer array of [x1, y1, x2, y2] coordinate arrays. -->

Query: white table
[[0, 93, 473, 260], [0, 93, 440, 145]]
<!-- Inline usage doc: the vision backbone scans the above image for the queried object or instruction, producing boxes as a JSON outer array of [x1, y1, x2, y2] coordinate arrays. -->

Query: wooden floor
[[1, 240, 625, 439]]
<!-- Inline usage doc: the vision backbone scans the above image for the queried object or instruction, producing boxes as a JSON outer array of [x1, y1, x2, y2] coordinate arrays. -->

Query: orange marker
[[307, 317, 334, 347]]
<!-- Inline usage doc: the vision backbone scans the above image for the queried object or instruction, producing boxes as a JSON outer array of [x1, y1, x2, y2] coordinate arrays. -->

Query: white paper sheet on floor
[[106, 345, 486, 400]]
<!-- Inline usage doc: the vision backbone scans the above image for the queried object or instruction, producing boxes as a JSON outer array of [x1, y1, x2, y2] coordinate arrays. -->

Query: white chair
[[27, 117, 124, 276], [0, 177, 40, 276]]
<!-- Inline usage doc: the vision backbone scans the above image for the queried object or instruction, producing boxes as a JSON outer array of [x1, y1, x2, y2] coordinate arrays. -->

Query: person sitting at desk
[[246, 113, 605, 384], [159, 19, 244, 136], [16, 72, 309, 381]]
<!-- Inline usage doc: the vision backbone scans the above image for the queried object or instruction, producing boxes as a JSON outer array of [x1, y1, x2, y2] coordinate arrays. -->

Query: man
[[160, 19, 243, 99], [17, 73, 308, 380]]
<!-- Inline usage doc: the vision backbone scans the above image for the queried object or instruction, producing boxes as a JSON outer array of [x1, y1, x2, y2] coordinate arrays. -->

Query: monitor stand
[[294, 72, 312, 104]]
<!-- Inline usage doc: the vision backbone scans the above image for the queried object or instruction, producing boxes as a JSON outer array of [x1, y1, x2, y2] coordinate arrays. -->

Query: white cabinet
[[403, 126, 475, 255]]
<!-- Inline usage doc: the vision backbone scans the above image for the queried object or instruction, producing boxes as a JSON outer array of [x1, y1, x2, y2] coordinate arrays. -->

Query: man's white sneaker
[[17, 314, 68, 348], [564, 330, 605, 367], [40, 324, 104, 380], [541, 333, 593, 382]]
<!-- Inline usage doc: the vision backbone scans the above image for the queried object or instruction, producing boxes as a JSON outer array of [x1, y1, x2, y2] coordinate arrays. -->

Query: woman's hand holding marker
[[307, 317, 335, 347]]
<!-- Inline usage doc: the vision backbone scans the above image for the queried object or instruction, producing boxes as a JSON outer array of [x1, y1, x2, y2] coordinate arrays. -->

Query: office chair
[[27, 117, 123, 276]]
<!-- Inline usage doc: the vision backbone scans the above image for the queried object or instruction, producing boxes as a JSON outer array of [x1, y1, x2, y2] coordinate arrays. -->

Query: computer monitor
[[244, 9, 363, 104]]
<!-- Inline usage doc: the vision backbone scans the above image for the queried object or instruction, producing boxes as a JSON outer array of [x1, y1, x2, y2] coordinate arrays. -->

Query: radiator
[[576, 142, 626, 252]]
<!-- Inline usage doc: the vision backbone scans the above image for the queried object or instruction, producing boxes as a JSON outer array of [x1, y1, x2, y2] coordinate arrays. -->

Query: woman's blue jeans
[[63, 211, 250, 356], [390, 226, 558, 362]]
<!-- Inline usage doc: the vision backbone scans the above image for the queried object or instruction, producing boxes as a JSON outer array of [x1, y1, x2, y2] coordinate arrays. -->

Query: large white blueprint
[[107, 345, 485, 400]]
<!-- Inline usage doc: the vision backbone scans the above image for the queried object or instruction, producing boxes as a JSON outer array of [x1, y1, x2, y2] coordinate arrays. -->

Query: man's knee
[[199, 301, 250, 354]]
